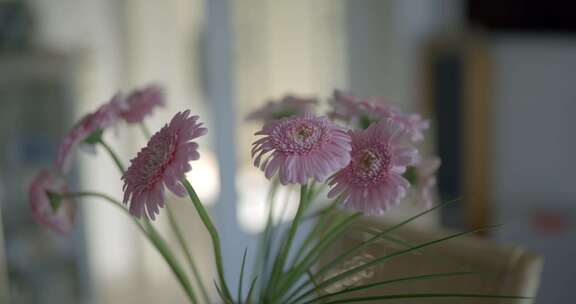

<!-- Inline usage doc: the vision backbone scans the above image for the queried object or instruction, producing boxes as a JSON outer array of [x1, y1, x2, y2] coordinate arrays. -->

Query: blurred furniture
[[323, 214, 543, 303], [0, 51, 83, 304], [421, 35, 492, 232]]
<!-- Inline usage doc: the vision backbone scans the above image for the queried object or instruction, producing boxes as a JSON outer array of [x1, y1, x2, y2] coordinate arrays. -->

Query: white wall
[[492, 37, 576, 205], [492, 37, 576, 304]]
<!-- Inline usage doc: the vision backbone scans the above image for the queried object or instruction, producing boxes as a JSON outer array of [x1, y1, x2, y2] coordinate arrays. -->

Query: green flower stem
[[96, 138, 200, 303], [62, 191, 198, 303], [254, 178, 280, 299], [166, 203, 211, 304], [138, 117, 210, 300], [182, 179, 233, 303], [267, 184, 309, 298], [98, 139, 126, 172]]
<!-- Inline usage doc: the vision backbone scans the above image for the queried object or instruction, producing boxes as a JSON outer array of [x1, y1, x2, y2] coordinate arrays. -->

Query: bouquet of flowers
[[28, 85, 527, 303]]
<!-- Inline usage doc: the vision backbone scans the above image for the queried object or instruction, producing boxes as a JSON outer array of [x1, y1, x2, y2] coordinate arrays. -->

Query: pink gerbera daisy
[[120, 84, 165, 123], [252, 113, 351, 185], [328, 120, 419, 214], [122, 110, 207, 219], [329, 90, 429, 141], [29, 169, 77, 234], [55, 95, 124, 173], [246, 94, 318, 122], [361, 102, 429, 141]]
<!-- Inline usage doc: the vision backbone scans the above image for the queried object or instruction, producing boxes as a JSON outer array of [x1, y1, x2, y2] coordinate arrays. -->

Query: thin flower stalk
[[182, 179, 233, 302], [62, 191, 198, 303]]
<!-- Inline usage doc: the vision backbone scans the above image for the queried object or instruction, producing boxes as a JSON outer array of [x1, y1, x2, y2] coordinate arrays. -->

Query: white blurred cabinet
[[0, 51, 86, 304]]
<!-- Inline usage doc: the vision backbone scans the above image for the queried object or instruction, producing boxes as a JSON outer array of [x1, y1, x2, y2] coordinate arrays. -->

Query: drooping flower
[[328, 90, 429, 141], [246, 94, 318, 122], [252, 113, 351, 185], [413, 157, 441, 207], [122, 110, 207, 219], [119, 84, 165, 123], [54, 95, 124, 173], [328, 120, 419, 214], [28, 170, 77, 234]]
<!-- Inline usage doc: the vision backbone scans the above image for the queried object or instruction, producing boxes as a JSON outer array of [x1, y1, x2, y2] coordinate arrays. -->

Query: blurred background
[[0, 0, 574, 303]]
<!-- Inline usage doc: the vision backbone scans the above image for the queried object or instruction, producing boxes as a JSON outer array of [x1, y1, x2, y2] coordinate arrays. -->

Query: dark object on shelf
[[422, 36, 492, 233], [467, 0, 576, 33]]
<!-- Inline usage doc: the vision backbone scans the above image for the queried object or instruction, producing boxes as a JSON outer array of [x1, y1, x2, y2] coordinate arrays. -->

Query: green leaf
[[143, 220, 198, 303], [275, 212, 362, 298], [46, 191, 62, 212], [359, 116, 374, 130], [301, 272, 482, 304], [403, 166, 417, 185], [287, 224, 499, 304], [320, 293, 530, 304], [282, 199, 460, 304], [83, 128, 104, 144], [213, 280, 228, 303], [254, 178, 280, 293], [245, 276, 259, 304], [266, 185, 308, 299], [238, 247, 248, 303], [296, 197, 343, 262], [314, 198, 461, 282]]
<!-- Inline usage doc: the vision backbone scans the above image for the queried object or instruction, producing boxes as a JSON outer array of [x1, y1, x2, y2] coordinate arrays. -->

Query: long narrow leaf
[[238, 248, 248, 302], [144, 220, 198, 303], [358, 227, 465, 268], [283, 199, 459, 303], [245, 276, 259, 304], [318, 198, 461, 279], [287, 224, 499, 304], [302, 272, 481, 304], [166, 203, 211, 303], [275, 212, 362, 299], [320, 293, 530, 304], [213, 280, 228, 303], [296, 197, 343, 264], [266, 185, 308, 299]]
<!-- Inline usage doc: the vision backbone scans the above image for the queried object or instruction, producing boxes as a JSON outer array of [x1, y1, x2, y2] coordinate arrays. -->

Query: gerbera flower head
[[252, 113, 351, 185], [55, 95, 124, 173], [120, 84, 165, 123], [28, 169, 77, 234], [246, 94, 318, 122], [329, 90, 398, 129], [122, 110, 207, 219], [329, 90, 429, 141], [328, 119, 419, 214]]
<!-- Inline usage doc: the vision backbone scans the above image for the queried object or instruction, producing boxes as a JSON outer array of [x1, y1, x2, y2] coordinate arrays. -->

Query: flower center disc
[[143, 134, 177, 186], [273, 120, 324, 155], [352, 146, 391, 185]]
